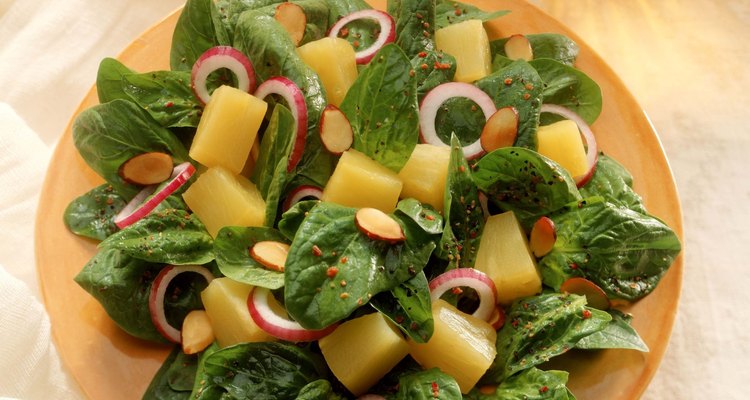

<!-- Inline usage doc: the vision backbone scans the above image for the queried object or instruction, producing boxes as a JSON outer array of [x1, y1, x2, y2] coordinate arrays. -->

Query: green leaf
[[100, 209, 214, 265], [95, 58, 134, 104], [538, 198, 681, 300], [121, 70, 203, 128], [63, 184, 126, 241], [295, 379, 346, 400], [530, 58, 602, 125], [283, 201, 439, 329], [142, 345, 198, 400], [277, 200, 319, 241], [191, 342, 327, 399], [434, 0, 509, 29], [394, 198, 444, 235], [579, 154, 646, 214], [484, 293, 611, 382], [575, 309, 649, 352], [326, 0, 378, 51], [370, 271, 434, 343], [341, 44, 419, 172], [394, 368, 462, 399], [71, 99, 190, 200], [170, 0, 220, 71], [491, 33, 580, 66], [214, 226, 288, 289], [467, 368, 571, 400], [472, 147, 581, 230]]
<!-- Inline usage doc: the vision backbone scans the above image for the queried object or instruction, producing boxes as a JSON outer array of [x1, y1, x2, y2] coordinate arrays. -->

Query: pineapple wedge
[[397, 144, 451, 211], [200, 278, 275, 347], [435, 19, 492, 83], [536, 119, 589, 178], [297, 37, 358, 106]]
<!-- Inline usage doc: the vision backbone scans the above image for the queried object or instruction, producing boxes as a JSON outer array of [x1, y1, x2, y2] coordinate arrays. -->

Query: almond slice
[[320, 104, 354, 155], [504, 34, 533, 61], [119, 152, 174, 185], [480, 106, 518, 152], [275, 2, 307, 46], [355, 208, 405, 243], [250, 241, 290, 272], [560, 277, 611, 310], [181, 310, 215, 354], [529, 216, 556, 257]]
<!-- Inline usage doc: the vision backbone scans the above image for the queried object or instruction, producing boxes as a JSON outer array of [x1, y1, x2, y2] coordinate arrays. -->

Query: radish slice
[[281, 185, 323, 212], [254, 76, 308, 172], [328, 9, 396, 64], [428, 268, 497, 322], [191, 46, 256, 104], [114, 162, 196, 229], [539, 104, 598, 187], [247, 287, 338, 342], [419, 82, 497, 160], [148, 265, 215, 343]]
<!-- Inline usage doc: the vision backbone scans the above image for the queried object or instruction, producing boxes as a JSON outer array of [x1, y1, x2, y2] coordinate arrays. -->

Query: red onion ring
[[247, 286, 338, 342], [281, 185, 323, 212], [191, 46, 256, 104], [328, 10, 396, 64], [428, 268, 497, 322]]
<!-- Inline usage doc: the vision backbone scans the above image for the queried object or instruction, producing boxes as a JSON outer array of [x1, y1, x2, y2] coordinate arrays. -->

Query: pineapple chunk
[[297, 37, 358, 106], [435, 19, 492, 83], [190, 85, 268, 174], [319, 312, 409, 396], [321, 149, 403, 213], [408, 300, 497, 394], [182, 166, 265, 237], [474, 211, 542, 304], [397, 144, 451, 211], [200, 278, 275, 347], [536, 119, 589, 178]]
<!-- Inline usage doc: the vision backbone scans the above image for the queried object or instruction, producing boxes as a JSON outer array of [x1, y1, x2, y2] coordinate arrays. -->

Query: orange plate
[[35, 1, 684, 399]]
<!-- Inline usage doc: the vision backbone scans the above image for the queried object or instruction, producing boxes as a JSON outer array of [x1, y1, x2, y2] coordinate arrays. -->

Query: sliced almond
[[320, 104, 354, 155], [181, 310, 215, 354], [504, 34, 533, 61], [354, 208, 405, 244], [560, 277, 611, 310], [250, 241, 290, 272], [275, 2, 307, 46], [119, 152, 173, 185], [480, 106, 518, 152], [529, 216, 556, 257]]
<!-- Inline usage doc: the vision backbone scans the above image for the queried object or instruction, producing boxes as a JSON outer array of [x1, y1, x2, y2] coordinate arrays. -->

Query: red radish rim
[[148, 265, 215, 343], [539, 104, 598, 187], [191, 46, 256, 104], [114, 162, 195, 229], [254, 76, 308, 172], [419, 82, 497, 159], [281, 185, 323, 212], [247, 287, 337, 342], [428, 268, 497, 322], [328, 9, 396, 64]]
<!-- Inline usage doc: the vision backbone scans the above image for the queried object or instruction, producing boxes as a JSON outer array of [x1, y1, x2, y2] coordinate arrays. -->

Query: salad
[[62, 0, 682, 398]]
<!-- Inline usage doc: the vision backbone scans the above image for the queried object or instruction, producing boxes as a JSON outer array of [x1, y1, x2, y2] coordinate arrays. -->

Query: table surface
[[1, 0, 748, 399]]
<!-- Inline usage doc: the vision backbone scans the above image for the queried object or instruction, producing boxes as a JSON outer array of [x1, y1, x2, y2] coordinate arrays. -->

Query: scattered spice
[[326, 266, 339, 278], [312, 245, 322, 256]]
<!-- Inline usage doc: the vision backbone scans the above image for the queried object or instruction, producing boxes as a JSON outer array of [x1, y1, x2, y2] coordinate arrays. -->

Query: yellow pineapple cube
[[319, 312, 409, 396], [474, 211, 542, 304], [200, 278, 275, 347], [408, 300, 497, 394], [398, 144, 451, 211], [190, 85, 268, 174], [297, 37, 358, 106], [182, 166, 265, 237], [321, 149, 403, 213], [536, 119, 589, 178], [435, 19, 492, 83]]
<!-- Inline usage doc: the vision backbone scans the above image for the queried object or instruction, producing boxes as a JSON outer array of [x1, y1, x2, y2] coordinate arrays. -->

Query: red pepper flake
[[422, 22, 430, 29], [352, 40, 360, 49], [525, 83, 534, 90], [422, 30, 430, 38], [582, 309, 592, 319], [326, 266, 339, 278], [416, 12, 423, 19], [434, 61, 451, 70], [523, 93, 531, 100], [420, 63, 429, 70], [340, 256, 348, 264], [339, 27, 349, 38], [570, 263, 579, 270], [539, 386, 549, 394], [340, 280, 347, 287], [503, 78, 513, 85], [312, 245, 323, 256], [511, 319, 520, 328], [454, 8, 462, 16], [418, 51, 428, 58], [409, 69, 416, 77], [431, 381, 439, 398], [340, 292, 350, 299], [165, 101, 174, 108], [425, 214, 435, 221], [395, 315, 405, 323], [459, 165, 466, 172], [451, 287, 463, 295]]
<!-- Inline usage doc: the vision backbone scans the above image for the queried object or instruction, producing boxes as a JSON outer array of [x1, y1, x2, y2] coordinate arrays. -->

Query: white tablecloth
[[0, 0, 747, 399]]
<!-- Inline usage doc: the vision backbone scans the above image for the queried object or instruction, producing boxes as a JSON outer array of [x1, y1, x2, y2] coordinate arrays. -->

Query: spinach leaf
[[575, 309, 649, 352], [467, 368, 571, 400], [63, 184, 126, 241], [121, 70, 203, 128], [278, 200, 319, 241], [214, 226, 288, 289], [327, 0, 378, 51], [475, 60, 543, 149], [434, 0, 509, 29], [433, 97, 487, 147], [191, 342, 327, 399], [234, 11, 334, 187], [490, 34, 579, 66], [579, 153, 646, 214], [142, 346, 199, 400], [283, 200, 440, 329], [370, 271, 434, 343], [472, 147, 581, 230], [295, 379, 346, 400], [437, 135, 484, 269], [530, 59, 602, 125], [394, 198, 444, 235], [170, 0, 221, 71], [538, 198, 681, 300], [95, 57, 134, 103], [393, 368, 462, 400], [100, 209, 214, 265], [72, 99, 190, 200], [217, 0, 329, 45], [75, 249, 205, 342], [484, 293, 610, 382], [341, 43, 419, 172]]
